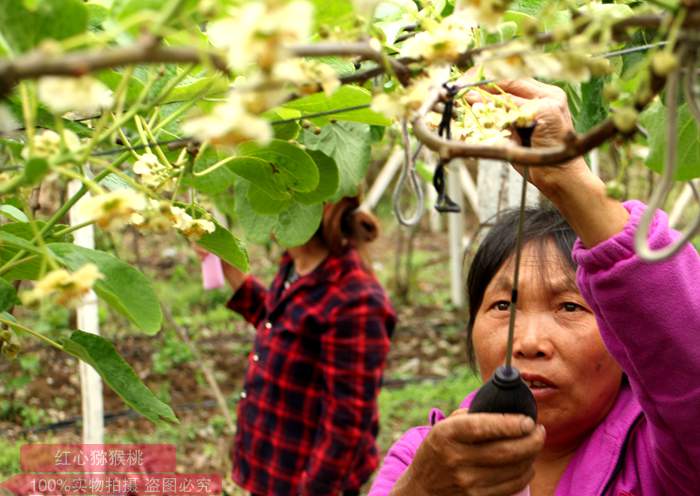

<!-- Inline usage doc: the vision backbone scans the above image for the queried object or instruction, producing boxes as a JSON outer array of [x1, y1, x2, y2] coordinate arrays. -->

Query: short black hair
[[466, 207, 577, 370]]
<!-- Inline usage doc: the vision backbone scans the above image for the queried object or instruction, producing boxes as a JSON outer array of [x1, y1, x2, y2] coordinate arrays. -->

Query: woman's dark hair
[[466, 207, 577, 370], [315, 196, 379, 268]]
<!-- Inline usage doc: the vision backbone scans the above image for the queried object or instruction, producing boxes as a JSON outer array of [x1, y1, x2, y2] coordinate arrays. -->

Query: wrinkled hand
[[393, 411, 545, 496], [467, 78, 592, 195]]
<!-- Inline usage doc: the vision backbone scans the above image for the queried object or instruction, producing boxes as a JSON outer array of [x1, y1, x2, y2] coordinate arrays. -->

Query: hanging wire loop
[[635, 44, 700, 262], [392, 118, 425, 227]]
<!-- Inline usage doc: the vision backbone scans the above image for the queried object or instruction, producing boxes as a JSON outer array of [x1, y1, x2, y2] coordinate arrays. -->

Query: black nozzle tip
[[515, 124, 537, 148]]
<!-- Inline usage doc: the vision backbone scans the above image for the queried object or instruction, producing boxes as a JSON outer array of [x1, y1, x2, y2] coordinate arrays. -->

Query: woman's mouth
[[521, 373, 558, 399]]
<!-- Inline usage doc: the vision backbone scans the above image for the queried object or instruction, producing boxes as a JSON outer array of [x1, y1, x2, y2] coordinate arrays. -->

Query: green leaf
[[85, 2, 109, 31], [301, 122, 371, 200], [264, 108, 302, 141], [196, 221, 249, 272], [508, 0, 547, 16], [502, 10, 537, 36], [273, 202, 323, 248], [294, 150, 339, 204], [283, 86, 391, 126], [112, 0, 197, 19], [0, 277, 17, 312], [0, 222, 70, 280], [0, 205, 28, 223], [309, 0, 355, 31], [49, 244, 163, 334], [248, 186, 292, 215], [63, 330, 178, 425], [167, 74, 229, 102], [238, 139, 319, 193], [0, 230, 43, 255], [184, 147, 237, 196], [227, 156, 291, 199], [24, 158, 50, 185], [573, 77, 609, 133], [0, 0, 87, 53], [641, 100, 700, 180], [0, 158, 49, 195], [234, 180, 277, 244]]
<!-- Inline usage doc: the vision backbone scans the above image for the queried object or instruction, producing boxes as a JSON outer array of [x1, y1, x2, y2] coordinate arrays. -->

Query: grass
[[378, 367, 481, 450]]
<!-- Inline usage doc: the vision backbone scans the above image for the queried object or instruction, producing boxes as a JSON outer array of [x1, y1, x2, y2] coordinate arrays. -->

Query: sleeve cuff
[[225, 275, 266, 317], [572, 200, 673, 273]]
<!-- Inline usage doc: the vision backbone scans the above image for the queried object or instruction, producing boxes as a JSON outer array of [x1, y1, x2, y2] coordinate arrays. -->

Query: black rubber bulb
[[469, 365, 537, 421]]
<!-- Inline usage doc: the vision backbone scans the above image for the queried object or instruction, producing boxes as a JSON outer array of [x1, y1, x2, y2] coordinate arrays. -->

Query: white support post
[[68, 180, 104, 446], [477, 160, 538, 227], [447, 160, 465, 308], [360, 147, 404, 212], [590, 148, 601, 177], [458, 166, 480, 218]]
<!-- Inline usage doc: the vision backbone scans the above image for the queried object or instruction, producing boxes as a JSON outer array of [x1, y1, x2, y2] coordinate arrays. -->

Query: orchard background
[[1, 0, 699, 493]]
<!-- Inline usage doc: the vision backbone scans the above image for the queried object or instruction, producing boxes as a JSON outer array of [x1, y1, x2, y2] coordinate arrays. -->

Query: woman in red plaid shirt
[[218, 197, 396, 495]]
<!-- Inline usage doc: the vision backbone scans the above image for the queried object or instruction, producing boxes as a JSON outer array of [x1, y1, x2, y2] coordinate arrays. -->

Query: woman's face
[[471, 240, 622, 450]]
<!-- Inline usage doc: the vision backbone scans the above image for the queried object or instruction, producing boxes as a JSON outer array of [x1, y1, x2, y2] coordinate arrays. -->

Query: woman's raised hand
[[467, 78, 591, 195], [468, 77, 629, 247], [392, 411, 545, 496]]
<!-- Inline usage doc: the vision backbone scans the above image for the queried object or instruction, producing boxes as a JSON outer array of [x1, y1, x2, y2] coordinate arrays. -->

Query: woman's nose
[[512, 315, 554, 360]]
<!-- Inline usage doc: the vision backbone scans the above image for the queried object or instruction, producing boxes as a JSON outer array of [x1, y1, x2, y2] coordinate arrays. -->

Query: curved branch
[[0, 44, 229, 88], [412, 43, 670, 166], [289, 42, 411, 85], [412, 101, 619, 166]]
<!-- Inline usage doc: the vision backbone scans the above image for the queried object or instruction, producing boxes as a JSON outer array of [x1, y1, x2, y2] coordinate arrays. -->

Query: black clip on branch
[[433, 83, 461, 214]]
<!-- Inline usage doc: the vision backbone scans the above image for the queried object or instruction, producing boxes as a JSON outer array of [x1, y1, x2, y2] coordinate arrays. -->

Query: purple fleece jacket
[[369, 201, 700, 496]]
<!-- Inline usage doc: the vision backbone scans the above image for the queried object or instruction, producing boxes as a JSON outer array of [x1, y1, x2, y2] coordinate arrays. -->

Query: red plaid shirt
[[227, 247, 396, 495]]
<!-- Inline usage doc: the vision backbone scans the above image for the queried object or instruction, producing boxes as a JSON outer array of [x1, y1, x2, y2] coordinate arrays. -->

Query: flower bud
[[605, 180, 625, 200], [603, 84, 620, 102], [651, 52, 678, 77], [612, 107, 638, 134]]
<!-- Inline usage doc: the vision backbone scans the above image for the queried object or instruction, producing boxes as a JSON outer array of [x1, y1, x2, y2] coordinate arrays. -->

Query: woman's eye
[[492, 301, 510, 311], [561, 302, 582, 312]]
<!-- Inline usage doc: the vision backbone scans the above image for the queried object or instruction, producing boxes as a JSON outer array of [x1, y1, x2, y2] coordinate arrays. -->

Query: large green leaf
[[301, 122, 371, 200], [238, 140, 319, 193], [309, 0, 355, 31], [273, 202, 324, 248], [234, 180, 322, 247], [49, 244, 163, 334], [0, 229, 43, 255], [234, 181, 277, 244], [184, 147, 238, 196], [248, 186, 292, 215], [0, 0, 87, 53], [573, 77, 609, 133], [0, 205, 28, 223], [294, 150, 339, 204], [640, 100, 700, 180], [283, 86, 392, 126], [112, 0, 198, 20], [264, 108, 302, 141], [0, 222, 70, 281], [0, 158, 49, 195], [509, 0, 547, 16], [0, 277, 17, 312], [196, 221, 249, 272], [227, 156, 291, 199], [63, 330, 178, 425]]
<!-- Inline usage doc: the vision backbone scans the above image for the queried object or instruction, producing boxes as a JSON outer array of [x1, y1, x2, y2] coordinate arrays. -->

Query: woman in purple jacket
[[370, 79, 700, 495]]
